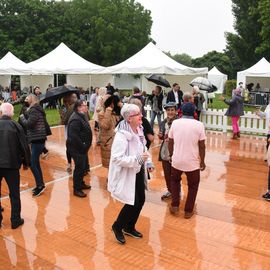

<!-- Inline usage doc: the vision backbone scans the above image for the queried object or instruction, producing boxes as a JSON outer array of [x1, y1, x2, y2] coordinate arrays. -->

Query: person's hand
[[219, 95, 225, 101], [141, 152, 149, 162], [200, 161, 206, 171]]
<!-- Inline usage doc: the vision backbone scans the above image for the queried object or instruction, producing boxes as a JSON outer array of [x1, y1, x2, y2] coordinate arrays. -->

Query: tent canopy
[[0, 52, 32, 75], [237, 57, 270, 86], [28, 43, 104, 75], [100, 42, 208, 75], [208, 66, 228, 93]]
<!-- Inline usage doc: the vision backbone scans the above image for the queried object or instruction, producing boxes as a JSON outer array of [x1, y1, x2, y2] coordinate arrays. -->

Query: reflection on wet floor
[[1, 127, 270, 269]]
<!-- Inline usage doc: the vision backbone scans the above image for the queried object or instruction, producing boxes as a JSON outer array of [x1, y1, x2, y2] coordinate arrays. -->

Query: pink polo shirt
[[168, 118, 206, 172]]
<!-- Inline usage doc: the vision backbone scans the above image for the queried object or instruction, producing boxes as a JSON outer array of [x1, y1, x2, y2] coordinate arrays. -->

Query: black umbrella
[[145, 74, 171, 88], [39, 85, 79, 104], [190, 77, 217, 92]]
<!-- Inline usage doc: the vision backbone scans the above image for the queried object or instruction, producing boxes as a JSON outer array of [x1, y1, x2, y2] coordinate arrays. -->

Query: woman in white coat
[[108, 104, 154, 244]]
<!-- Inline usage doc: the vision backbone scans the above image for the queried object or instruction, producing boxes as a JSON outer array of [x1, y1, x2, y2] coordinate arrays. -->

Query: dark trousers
[[71, 152, 87, 191], [0, 169, 21, 222], [114, 167, 145, 230], [162, 160, 172, 192], [171, 167, 200, 213], [31, 143, 45, 187]]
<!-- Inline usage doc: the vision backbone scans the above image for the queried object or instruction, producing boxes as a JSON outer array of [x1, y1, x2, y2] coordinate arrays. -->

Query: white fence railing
[[144, 106, 267, 135]]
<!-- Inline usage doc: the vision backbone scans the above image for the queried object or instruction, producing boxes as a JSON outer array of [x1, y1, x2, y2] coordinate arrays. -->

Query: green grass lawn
[[208, 93, 257, 112], [13, 104, 60, 126]]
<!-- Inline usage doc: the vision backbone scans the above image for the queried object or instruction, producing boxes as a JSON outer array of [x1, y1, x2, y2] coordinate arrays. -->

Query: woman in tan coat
[[98, 95, 122, 168]]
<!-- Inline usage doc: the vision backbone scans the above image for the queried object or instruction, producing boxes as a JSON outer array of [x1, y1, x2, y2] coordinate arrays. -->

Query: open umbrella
[[39, 85, 79, 104], [190, 77, 217, 92], [145, 74, 171, 88]]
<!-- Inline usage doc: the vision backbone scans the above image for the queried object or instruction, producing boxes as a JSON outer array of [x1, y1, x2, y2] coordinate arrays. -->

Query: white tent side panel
[[0, 75, 11, 88], [20, 75, 54, 93], [208, 74, 227, 93], [66, 74, 113, 90], [114, 74, 140, 90]]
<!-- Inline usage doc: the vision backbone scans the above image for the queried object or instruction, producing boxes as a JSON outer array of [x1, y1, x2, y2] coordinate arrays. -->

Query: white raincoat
[[107, 121, 151, 205]]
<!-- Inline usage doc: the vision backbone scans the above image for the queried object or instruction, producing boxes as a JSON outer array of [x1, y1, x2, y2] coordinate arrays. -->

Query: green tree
[[192, 51, 233, 79], [224, 0, 265, 74], [166, 52, 193, 67], [0, 0, 152, 66], [257, 0, 270, 59]]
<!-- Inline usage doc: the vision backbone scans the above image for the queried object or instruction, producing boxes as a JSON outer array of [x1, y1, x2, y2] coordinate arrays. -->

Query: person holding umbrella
[[149, 85, 163, 131]]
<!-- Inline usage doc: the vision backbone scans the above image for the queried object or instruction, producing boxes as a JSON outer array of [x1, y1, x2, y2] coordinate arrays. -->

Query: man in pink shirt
[[168, 102, 206, 219]]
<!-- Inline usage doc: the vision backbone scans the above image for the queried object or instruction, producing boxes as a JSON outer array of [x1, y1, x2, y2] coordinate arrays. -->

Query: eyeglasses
[[129, 112, 141, 117]]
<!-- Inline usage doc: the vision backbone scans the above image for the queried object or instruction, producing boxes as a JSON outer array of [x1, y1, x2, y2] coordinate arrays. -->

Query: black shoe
[[262, 192, 270, 201], [73, 190, 87, 198], [112, 224, 126, 244], [11, 218, 24, 229], [81, 183, 91, 190], [32, 186, 46, 197], [123, 228, 143, 238]]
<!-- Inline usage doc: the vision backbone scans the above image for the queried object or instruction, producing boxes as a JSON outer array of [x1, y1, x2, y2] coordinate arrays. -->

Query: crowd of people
[[0, 81, 269, 247]]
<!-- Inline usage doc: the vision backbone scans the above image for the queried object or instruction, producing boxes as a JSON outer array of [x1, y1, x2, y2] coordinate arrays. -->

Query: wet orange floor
[[1, 126, 270, 269]]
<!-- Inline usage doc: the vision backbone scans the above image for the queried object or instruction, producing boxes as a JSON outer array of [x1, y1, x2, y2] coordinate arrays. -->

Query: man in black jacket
[[19, 94, 50, 197], [0, 103, 30, 229], [149, 85, 163, 131], [67, 100, 92, 198], [166, 83, 183, 109]]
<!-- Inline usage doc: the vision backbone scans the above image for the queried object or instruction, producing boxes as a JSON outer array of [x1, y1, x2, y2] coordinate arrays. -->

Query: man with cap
[[168, 102, 206, 219], [158, 102, 178, 200]]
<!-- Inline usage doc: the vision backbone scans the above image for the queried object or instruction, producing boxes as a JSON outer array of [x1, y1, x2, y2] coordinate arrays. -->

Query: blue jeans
[[150, 111, 162, 131], [30, 143, 45, 187]]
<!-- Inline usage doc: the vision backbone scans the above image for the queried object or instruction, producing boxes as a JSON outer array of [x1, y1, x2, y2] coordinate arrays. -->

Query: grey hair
[[183, 92, 193, 102], [121, 103, 140, 120], [0, 102, 14, 117], [99, 87, 107, 96], [128, 98, 142, 110], [192, 85, 200, 94]]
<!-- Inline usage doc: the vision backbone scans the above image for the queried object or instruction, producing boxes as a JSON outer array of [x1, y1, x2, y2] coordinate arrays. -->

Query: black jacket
[[0, 116, 30, 169], [19, 104, 48, 143], [149, 92, 164, 111], [166, 90, 183, 108], [67, 112, 92, 154]]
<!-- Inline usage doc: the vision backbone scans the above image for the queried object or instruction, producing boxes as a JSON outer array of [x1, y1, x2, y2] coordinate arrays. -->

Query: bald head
[[0, 102, 14, 117]]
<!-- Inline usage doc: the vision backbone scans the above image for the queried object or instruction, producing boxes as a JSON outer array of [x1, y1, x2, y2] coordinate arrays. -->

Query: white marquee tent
[[208, 66, 228, 93], [237, 57, 270, 89], [0, 52, 33, 90], [28, 42, 104, 74], [26, 42, 108, 91], [100, 42, 208, 92]]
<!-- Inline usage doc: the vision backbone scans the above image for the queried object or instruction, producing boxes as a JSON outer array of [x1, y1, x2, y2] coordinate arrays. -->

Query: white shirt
[[173, 90, 179, 104]]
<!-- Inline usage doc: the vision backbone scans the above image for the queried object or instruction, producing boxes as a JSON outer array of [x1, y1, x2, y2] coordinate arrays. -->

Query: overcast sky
[[136, 0, 235, 58]]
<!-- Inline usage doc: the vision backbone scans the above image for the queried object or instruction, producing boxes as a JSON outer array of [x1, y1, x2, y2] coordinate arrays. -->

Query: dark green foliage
[[0, 0, 152, 65], [225, 80, 237, 97]]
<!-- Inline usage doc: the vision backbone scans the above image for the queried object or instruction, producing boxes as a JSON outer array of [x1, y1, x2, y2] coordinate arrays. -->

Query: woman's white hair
[[98, 87, 107, 97], [121, 103, 140, 120], [192, 85, 200, 93], [0, 102, 14, 117]]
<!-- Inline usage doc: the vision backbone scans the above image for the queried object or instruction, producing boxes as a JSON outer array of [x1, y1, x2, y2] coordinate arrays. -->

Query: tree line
[[0, 0, 269, 79]]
